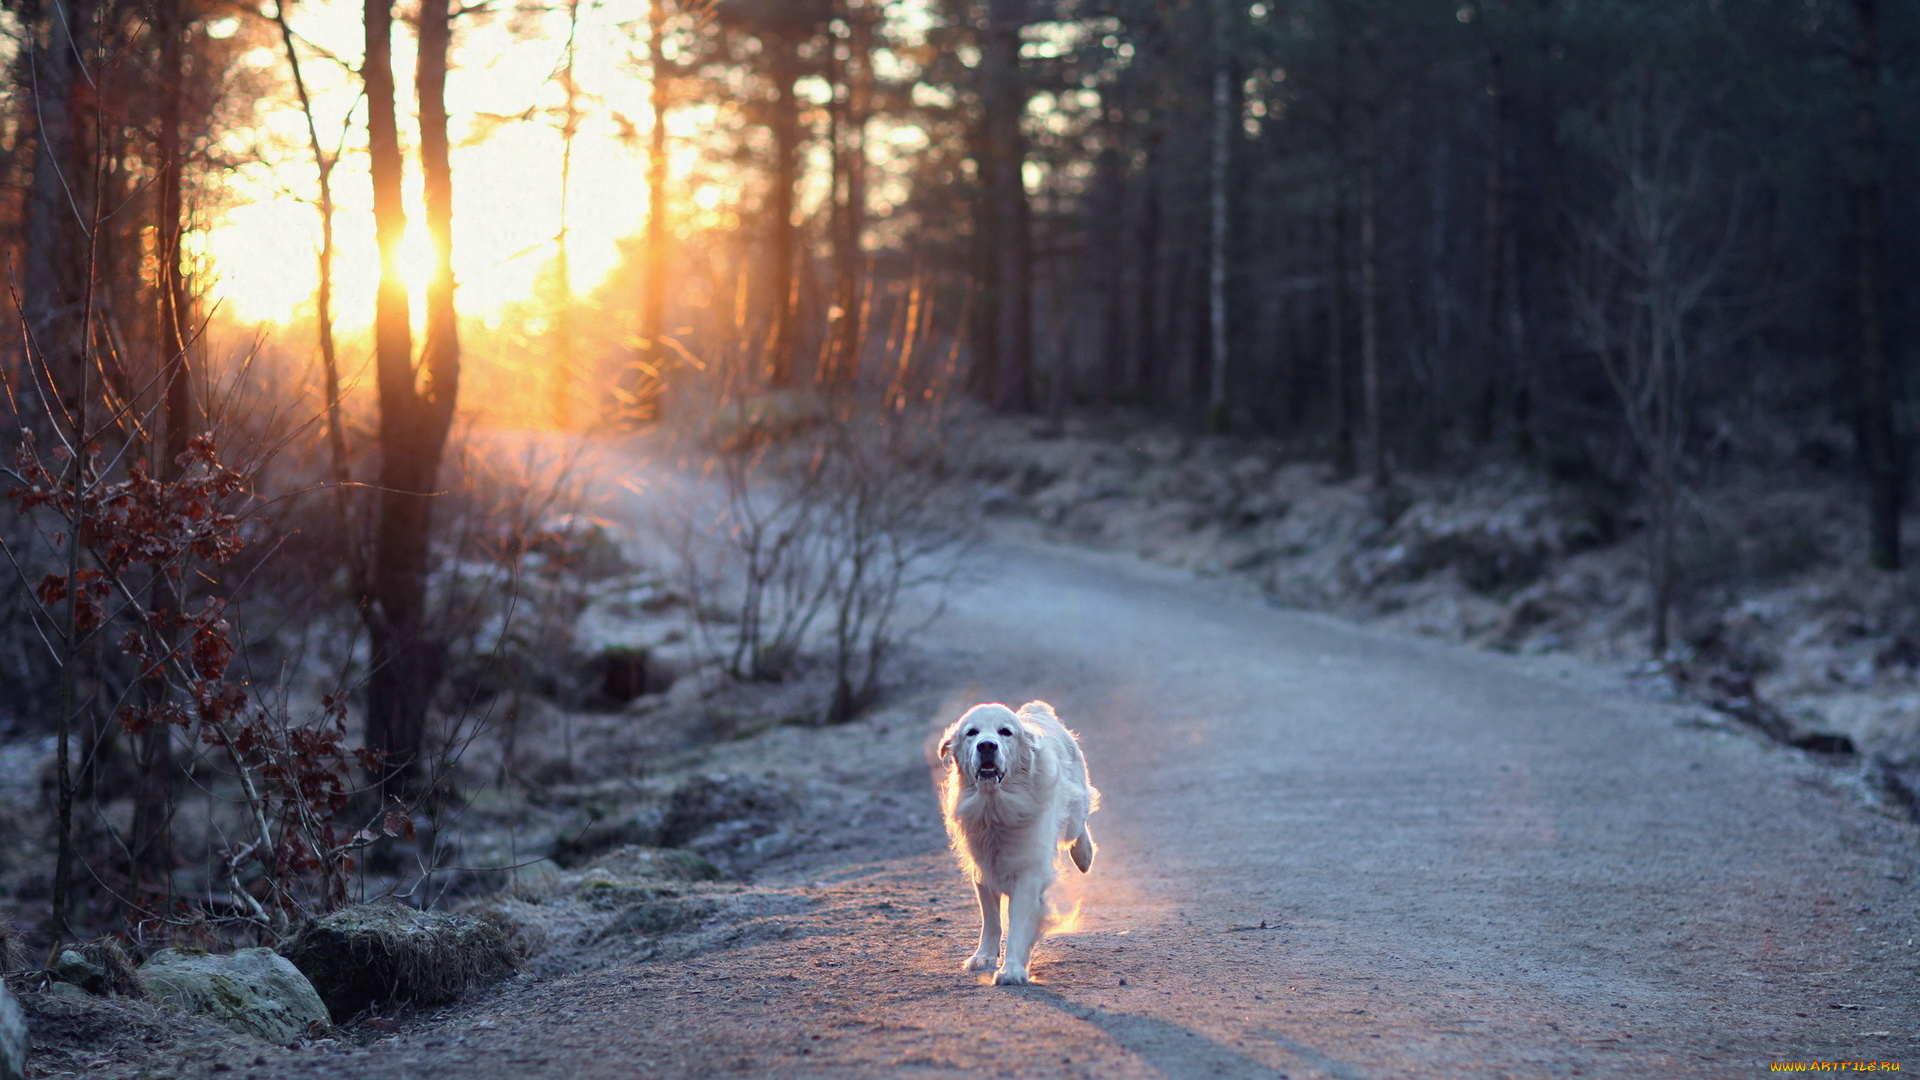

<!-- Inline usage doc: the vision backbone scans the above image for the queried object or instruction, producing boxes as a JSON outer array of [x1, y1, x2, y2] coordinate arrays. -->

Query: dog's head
[[940, 703, 1029, 786]]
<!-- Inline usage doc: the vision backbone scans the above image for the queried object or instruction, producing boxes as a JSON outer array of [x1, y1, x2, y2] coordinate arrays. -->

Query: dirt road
[[274, 537, 1920, 1079]]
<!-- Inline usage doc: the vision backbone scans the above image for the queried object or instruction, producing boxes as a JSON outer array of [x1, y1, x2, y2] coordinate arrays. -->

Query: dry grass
[[75, 937, 144, 998], [276, 904, 523, 1018]]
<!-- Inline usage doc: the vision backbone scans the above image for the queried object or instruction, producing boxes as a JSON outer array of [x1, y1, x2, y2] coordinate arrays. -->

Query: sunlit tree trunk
[[362, 0, 415, 800], [417, 0, 459, 422], [765, 30, 800, 387], [637, 0, 670, 419], [828, 0, 871, 387], [552, 0, 581, 427], [363, 0, 410, 442], [274, 0, 348, 499], [362, 0, 460, 802]]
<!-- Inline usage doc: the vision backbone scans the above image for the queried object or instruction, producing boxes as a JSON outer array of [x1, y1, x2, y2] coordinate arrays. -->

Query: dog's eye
[[965, 728, 978, 737], [998, 728, 1012, 736]]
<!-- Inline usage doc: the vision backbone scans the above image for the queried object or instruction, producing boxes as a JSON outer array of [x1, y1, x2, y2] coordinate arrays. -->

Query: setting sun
[[205, 0, 658, 328]]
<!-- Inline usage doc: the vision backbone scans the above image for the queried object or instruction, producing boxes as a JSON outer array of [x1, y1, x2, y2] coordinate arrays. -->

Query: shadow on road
[[1015, 985, 1367, 1080]]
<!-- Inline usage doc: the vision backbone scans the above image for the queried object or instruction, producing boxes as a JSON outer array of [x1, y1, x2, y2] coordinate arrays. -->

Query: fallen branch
[[1688, 669, 1855, 756]]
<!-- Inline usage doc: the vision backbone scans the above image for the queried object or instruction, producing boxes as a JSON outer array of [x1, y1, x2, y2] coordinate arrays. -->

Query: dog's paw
[[993, 968, 1030, 986], [963, 952, 996, 972]]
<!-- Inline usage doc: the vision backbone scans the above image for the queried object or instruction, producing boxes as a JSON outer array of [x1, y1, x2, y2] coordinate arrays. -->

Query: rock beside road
[[0, 979, 26, 1080], [50, 949, 105, 993], [50, 939, 144, 998], [136, 947, 329, 1044]]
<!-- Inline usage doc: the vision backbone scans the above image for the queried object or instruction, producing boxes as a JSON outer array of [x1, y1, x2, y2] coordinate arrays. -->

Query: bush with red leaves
[[7, 431, 407, 929]]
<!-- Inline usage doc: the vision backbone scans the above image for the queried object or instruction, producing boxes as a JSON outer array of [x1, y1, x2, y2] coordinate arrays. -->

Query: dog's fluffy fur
[[939, 700, 1098, 985]]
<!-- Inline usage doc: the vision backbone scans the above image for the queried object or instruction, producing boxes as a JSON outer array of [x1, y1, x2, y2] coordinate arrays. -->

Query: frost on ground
[[954, 410, 1920, 786], [441, 686, 952, 981], [1, 683, 956, 1079]]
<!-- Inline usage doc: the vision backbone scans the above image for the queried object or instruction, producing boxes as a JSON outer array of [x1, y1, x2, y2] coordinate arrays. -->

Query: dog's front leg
[[964, 880, 1001, 972], [995, 880, 1045, 985]]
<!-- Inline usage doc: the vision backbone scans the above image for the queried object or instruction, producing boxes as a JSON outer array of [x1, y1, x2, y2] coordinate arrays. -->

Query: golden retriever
[[938, 701, 1098, 984]]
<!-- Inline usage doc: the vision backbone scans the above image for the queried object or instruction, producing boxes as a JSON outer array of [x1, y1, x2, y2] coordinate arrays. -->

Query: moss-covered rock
[[49, 951, 104, 993], [276, 905, 522, 1019], [52, 938, 145, 998], [136, 947, 328, 1043]]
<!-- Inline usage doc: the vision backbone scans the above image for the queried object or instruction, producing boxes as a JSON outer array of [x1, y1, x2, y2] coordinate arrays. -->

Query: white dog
[[938, 700, 1098, 985]]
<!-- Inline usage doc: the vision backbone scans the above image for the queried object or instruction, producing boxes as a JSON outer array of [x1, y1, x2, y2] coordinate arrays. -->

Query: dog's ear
[[938, 736, 953, 761]]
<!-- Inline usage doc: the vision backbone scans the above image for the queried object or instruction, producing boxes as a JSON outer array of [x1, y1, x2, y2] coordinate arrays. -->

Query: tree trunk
[[976, 0, 1031, 410], [156, 1, 193, 465], [22, 0, 90, 430], [134, 0, 196, 902], [363, 0, 410, 440], [1650, 474, 1675, 656], [1131, 118, 1164, 405], [1330, 187, 1354, 476], [552, 0, 581, 427], [1849, 0, 1899, 570], [362, 0, 460, 802], [1095, 134, 1126, 406], [275, 0, 349, 499], [1359, 94, 1386, 486], [637, 0, 669, 419], [1206, 60, 1230, 425], [26, 0, 102, 945], [828, 1, 871, 387], [1476, 41, 1506, 446], [362, 0, 413, 798], [418, 0, 460, 395], [1650, 295, 1676, 658], [825, 2, 845, 382], [1283, 216, 1305, 427], [765, 31, 801, 387], [966, 137, 1001, 400]]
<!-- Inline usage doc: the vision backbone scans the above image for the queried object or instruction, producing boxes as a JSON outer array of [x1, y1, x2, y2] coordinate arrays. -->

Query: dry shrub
[[0, 915, 24, 975], [75, 937, 144, 998], [660, 389, 975, 722]]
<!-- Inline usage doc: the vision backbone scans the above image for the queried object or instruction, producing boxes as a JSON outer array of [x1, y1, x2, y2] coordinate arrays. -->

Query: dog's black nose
[[978, 741, 998, 760]]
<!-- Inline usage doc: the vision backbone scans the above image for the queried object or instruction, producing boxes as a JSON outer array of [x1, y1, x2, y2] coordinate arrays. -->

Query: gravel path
[[241, 537, 1920, 1078]]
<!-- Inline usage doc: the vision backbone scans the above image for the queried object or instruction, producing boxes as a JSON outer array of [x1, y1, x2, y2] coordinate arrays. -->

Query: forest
[[0, 0, 1916, 1014]]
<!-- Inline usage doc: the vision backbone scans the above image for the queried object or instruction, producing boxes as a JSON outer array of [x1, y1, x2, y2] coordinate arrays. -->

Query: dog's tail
[[1068, 821, 1095, 874]]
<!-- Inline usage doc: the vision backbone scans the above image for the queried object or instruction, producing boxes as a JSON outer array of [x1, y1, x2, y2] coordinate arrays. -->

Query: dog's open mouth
[[975, 764, 1004, 782]]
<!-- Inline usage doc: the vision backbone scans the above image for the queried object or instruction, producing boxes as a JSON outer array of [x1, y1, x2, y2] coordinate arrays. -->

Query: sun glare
[[207, 0, 657, 329]]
